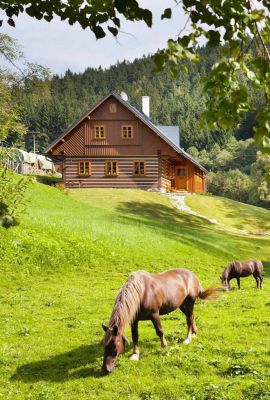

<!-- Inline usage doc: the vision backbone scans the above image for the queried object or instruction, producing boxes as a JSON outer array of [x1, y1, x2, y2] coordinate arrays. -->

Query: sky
[[0, 1, 187, 75]]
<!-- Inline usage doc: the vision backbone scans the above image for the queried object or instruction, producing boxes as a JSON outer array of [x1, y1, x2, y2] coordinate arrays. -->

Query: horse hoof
[[161, 339, 167, 348], [183, 338, 191, 344], [130, 354, 139, 361], [192, 333, 197, 338]]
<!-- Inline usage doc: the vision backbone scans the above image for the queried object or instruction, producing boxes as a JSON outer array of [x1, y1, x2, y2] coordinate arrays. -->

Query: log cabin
[[46, 92, 207, 192]]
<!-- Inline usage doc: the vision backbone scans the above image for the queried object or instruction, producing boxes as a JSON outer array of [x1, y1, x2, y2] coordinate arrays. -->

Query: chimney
[[142, 96, 150, 118], [120, 91, 128, 101]]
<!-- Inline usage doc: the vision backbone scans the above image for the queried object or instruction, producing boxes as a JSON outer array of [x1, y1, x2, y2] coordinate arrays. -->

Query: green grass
[[185, 194, 270, 233], [1, 184, 270, 400]]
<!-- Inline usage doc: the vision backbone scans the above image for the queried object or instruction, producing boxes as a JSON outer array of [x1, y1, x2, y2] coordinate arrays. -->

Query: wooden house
[[46, 92, 207, 192]]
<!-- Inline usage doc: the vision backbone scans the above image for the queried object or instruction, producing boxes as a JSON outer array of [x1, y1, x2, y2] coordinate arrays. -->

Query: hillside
[[1, 184, 270, 400], [185, 194, 270, 233]]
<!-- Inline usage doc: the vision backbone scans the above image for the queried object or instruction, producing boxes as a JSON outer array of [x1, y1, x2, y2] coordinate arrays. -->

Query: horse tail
[[198, 286, 219, 300], [255, 260, 263, 273]]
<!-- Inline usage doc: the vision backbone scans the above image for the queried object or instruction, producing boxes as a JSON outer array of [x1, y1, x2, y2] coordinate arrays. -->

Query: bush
[[0, 167, 29, 228], [207, 169, 251, 203]]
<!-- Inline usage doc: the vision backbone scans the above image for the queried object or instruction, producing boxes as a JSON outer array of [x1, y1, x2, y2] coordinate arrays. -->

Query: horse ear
[[102, 323, 108, 332], [113, 325, 118, 336]]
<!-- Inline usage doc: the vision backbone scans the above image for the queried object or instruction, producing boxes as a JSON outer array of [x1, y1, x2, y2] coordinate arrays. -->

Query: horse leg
[[259, 275, 263, 289], [253, 273, 260, 289], [151, 312, 167, 348], [255, 272, 264, 289], [256, 276, 260, 289], [236, 277, 240, 289], [130, 319, 140, 360], [180, 297, 196, 344]]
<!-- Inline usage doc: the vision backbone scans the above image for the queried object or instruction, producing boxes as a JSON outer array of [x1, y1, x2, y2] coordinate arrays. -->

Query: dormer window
[[94, 125, 106, 139], [121, 125, 133, 139], [109, 103, 117, 113]]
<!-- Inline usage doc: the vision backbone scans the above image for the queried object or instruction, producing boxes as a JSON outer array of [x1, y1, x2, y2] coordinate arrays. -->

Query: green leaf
[[92, 25, 106, 39], [262, 136, 270, 148], [208, 30, 220, 46], [161, 8, 172, 20], [44, 14, 53, 22], [229, 40, 240, 58], [7, 18, 15, 27], [112, 17, 120, 28], [108, 26, 118, 36], [179, 35, 191, 47], [142, 9, 152, 27], [154, 53, 166, 72], [246, 70, 256, 81]]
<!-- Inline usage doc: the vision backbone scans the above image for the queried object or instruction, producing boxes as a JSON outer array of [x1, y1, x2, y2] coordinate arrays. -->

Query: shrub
[[0, 166, 29, 228], [207, 169, 250, 203]]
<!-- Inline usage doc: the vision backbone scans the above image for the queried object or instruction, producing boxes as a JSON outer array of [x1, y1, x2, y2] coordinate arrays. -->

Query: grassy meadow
[[185, 194, 270, 233], [1, 183, 270, 400]]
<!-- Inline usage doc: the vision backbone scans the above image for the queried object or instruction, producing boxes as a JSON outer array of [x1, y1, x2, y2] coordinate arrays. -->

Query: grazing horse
[[221, 260, 263, 290], [102, 268, 217, 373]]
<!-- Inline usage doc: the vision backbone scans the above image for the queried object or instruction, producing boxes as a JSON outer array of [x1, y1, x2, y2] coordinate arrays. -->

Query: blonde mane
[[104, 271, 148, 343]]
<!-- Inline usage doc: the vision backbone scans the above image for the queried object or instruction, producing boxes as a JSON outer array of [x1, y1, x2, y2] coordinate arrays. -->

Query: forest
[[1, 35, 269, 208]]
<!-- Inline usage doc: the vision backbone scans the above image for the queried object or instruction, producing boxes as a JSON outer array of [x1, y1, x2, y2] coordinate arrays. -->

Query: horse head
[[220, 264, 232, 290], [101, 324, 129, 373]]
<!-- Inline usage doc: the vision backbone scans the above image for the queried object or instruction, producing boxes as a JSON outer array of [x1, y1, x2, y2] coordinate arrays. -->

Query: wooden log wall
[[64, 156, 159, 189]]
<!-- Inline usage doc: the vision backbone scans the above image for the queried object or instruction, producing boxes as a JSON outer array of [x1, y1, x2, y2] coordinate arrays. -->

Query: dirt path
[[166, 193, 219, 225]]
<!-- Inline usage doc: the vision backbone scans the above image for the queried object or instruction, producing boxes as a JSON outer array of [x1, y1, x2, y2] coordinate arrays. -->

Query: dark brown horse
[[102, 268, 216, 373], [221, 260, 263, 290]]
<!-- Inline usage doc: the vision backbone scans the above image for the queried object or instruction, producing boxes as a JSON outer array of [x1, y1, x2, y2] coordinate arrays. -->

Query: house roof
[[154, 126, 179, 147], [46, 92, 207, 173]]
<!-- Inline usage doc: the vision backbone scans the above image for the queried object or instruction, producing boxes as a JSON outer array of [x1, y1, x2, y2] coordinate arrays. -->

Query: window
[[94, 125, 106, 139], [78, 161, 91, 176], [177, 168, 186, 177], [109, 103, 117, 113], [105, 161, 118, 176], [121, 125, 133, 139], [133, 161, 146, 176]]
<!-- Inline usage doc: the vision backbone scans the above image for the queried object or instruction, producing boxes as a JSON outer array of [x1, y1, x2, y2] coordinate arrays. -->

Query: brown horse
[[102, 268, 217, 373], [221, 260, 263, 290]]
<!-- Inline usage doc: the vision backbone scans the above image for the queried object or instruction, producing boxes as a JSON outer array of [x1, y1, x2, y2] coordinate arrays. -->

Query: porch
[[161, 157, 206, 193]]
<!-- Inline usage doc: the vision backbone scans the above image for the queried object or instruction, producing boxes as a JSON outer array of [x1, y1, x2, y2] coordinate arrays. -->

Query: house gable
[[46, 92, 206, 175], [90, 95, 136, 121], [48, 94, 178, 158]]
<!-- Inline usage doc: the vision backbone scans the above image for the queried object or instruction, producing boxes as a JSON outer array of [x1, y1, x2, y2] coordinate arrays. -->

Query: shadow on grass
[[193, 195, 270, 233], [219, 203, 270, 233], [116, 200, 209, 229], [115, 201, 269, 261], [11, 334, 188, 383], [11, 343, 104, 382]]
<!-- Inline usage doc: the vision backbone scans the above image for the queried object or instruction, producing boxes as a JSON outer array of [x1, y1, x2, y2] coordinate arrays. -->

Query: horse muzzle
[[102, 359, 115, 374]]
